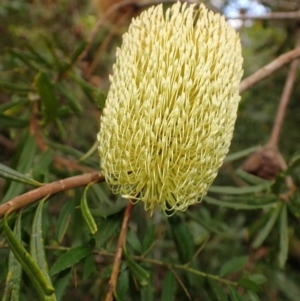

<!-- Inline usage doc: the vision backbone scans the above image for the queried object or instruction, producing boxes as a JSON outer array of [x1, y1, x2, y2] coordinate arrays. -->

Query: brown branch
[[227, 10, 300, 20], [105, 202, 133, 301], [0, 172, 105, 218], [268, 28, 300, 147], [240, 46, 300, 94], [79, 0, 198, 62]]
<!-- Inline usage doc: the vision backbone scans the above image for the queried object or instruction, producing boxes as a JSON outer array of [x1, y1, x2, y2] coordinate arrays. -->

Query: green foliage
[[1, 0, 300, 300]]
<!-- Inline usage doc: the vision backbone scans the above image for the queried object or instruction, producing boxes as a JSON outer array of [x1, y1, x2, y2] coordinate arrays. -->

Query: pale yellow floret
[[98, 1, 243, 214]]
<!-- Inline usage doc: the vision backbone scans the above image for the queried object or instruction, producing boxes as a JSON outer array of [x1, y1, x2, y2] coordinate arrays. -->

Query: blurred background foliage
[[1, 0, 300, 300]]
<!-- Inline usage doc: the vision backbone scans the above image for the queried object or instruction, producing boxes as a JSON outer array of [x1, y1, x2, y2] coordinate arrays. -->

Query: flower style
[[98, 1, 243, 214]]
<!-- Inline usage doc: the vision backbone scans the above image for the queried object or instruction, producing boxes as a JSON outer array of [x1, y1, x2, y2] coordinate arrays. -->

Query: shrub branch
[[0, 172, 104, 218]]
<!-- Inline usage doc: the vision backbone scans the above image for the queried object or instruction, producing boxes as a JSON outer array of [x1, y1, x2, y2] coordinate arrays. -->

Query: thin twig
[[105, 202, 133, 301], [268, 28, 300, 147], [0, 172, 104, 218], [0, 243, 239, 286], [240, 47, 300, 94]]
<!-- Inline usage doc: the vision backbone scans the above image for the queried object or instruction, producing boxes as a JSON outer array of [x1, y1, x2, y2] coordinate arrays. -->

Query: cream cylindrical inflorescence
[[98, 2, 243, 214]]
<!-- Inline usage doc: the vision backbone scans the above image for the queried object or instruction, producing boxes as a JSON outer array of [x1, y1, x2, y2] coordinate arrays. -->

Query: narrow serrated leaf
[[207, 279, 228, 301], [209, 183, 270, 195], [142, 225, 155, 254], [248, 274, 267, 285], [115, 270, 129, 301], [3, 212, 55, 297], [279, 204, 288, 268], [141, 281, 154, 301], [228, 286, 243, 301], [224, 146, 258, 163], [160, 271, 176, 301], [95, 216, 121, 247], [80, 183, 98, 235], [252, 204, 281, 248], [56, 200, 74, 243], [0, 162, 42, 187], [57, 83, 82, 114], [2, 214, 22, 301], [30, 199, 55, 292], [127, 229, 142, 254], [35, 71, 59, 123], [238, 278, 261, 292], [204, 196, 276, 210], [236, 169, 271, 185], [83, 254, 97, 280], [50, 246, 90, 276], [123, 248, 149, 286], [219, 256, 248, 277], [2, 133, 37, 203], [53, 269, 71, 301], [169, 215, 194, 264], [0, 114, 29, 129]]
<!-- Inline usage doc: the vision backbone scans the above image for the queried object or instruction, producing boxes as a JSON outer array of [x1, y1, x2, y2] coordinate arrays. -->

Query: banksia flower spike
[[98, 2, 243, 214]]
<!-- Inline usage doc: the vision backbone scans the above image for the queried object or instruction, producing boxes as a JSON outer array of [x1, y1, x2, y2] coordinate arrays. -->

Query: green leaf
[[32, 150, 54, 181], [228, 286, 243, 301], [238, 278, 261, 292], [272, 270, 300, 301], [160, 271, 176, 301], [168, 215, 194, 264], [35, 71, 59, 123], [80, 183, 98, 235], [95, 90, 107, 109], [91, 196, 127, 218], [77, 139, 98, 163], [0, 81, 30, 93], [115, 270, 129, 301], [30, 199, 55, 291], [208, 183, 270, 195], [0, 98, 29, 112], [56, 200, 74, 244], [0, 114, 29, 129], [207, 279, 228, 301], [127, 229, 142, 254], [248, 274, 267, 285], [2, 214, 22, 301], [3, 212, 55, 297], [247, 291, 260, 301], [95, 215, 122, 247], [83, 254, 97, 280], [236, 169, 271, 185], [252, 204, 282, 248], [30, 199, 57, 300], [219, 256, 248, 277], [224, 146, 258, 163], [2, 133, 37, 203], [0, 162, 42, 187], [142, 225, 156, 254], [8, 48, 39, 71], [50, 246, 90, 276], [69, 41, 88, 64], [141, 281, 154, 301], [123, 248, 149, 286], [53, 269, 71, 301], [278, 204, 288, 268], [204, 196, 275, 210], [57, 83, 82, 114]]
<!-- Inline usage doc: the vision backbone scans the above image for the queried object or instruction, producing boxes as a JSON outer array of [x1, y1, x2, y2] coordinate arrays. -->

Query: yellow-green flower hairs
[[98, 1, 243, 214]]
